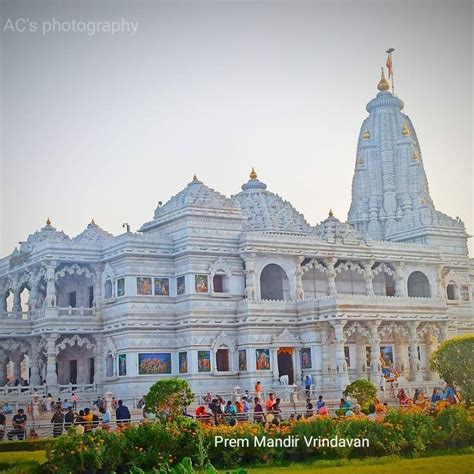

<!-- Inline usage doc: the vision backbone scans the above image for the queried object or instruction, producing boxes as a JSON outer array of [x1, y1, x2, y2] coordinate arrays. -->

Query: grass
[[244, 453, 474, 473], [0, 450, 47, 465]]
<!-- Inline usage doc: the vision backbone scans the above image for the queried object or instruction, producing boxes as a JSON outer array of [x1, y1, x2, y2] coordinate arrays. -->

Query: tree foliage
[[343, 379, 377, 406], [430, 334, 474, 403], [144, 378, 194, 417]]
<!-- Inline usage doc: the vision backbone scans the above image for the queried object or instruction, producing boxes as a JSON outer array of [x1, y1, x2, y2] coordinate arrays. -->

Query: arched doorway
[[277, 347, 294, 385], [260, 264, 290, 300], [407, 271, 431, 297]]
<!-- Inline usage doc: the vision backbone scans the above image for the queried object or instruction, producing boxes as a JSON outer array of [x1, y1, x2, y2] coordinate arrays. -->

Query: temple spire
[[249, 167, 257, 180], [377, 67, 390, 92]]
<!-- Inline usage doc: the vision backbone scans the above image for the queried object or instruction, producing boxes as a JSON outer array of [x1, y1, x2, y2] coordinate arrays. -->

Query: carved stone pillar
[[28, 273, 39, 317], [94, 337, 104, 386], [408, 322, 423, 382], [243, 254, 257, 300], [293, 348, 302, 385], [424, 333, 435, 381], [394, 262, 406, 297], [320, 325, 330, 385], [45, 334, 58, 386], [92, 266, 102, 310], [295, 256, 305, 300], [45, 262, 57, 309], [331, 321, 349, 390], [369, 322, 381, 383], [363, 261, 375, 296], [271, 348, 280, 386], [29, 340, 41, 386], [12, 354, 22, 381], [0, 351, 6, 385], [12, 282, 22, 313], [356, 337, 367, 379], [325, 258, 337, 296]]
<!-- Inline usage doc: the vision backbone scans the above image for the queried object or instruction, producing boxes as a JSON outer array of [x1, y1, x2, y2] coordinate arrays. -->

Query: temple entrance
[[277, 347, 294, 385], [69, 360, 77, 385]]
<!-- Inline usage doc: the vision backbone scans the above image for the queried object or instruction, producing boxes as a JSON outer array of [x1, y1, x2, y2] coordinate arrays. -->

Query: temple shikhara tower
[[0, 62, 472, 401]]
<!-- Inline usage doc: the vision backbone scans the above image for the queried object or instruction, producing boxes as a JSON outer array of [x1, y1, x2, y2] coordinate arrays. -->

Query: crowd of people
[[0, 381, 463, 440]]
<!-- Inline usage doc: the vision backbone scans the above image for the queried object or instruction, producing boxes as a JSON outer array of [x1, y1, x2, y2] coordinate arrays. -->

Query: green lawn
[[245, 453, 474, 473], [0, 450, 47, 465]]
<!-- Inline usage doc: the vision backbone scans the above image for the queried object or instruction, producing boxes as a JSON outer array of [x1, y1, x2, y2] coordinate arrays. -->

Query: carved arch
[[335, 261, 366, 275], [301, 259, 328, 275], [211, 331, 235, 353], [55, 264, 97, 282], [372, 263, 396, 277], [343, 322, 371, 341], [55, 335, 96, 355], [208, 257, 232, 280]]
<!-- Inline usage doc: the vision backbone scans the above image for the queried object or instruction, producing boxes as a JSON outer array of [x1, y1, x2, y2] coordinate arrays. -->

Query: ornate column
[[94, 337, 104, 386], [320, 325, 330, 386], [271, 348, 280, 386], [331, 320, 349, 390], [92, 265, 102, 310], [324, 258, 337, 296], [44, 262, 58, 316], [435, 265, 444, 298], [394, 262, 406, 297], [424, 332, 435, 381], [28, 272, 39, 317], [295, 256, 305, 300], [12, 353, 22, 381], [408, 322, 423, 382], [293, 347, 302, 385], [0, 351, 6, 385], [29, 340, 41, 386], [369, 321, 381, 384], [45, 334, 58, 386], [356, 336, 367, 379], [242, 253, 257, 300], [12, 278, 22, 313], [363, 260, 375, 296]]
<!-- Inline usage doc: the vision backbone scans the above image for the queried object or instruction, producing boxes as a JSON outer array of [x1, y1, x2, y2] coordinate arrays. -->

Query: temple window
[[5, 290, 13, 312], [373, 272, 396, 297], [212, 273, 229, 293], [117, 278, 125, 297], [88, 286, 94, 308], [260, 264, 289, 301], [446, 281, 458, 300], [68, 291, 76, 308], [407, 271, 431, 297], [335, 264, 365, 295], [106, 353, 114, 377], [104, 279, 113, 299], [216, 348, 229, 372], [20, 288, 30, 312]]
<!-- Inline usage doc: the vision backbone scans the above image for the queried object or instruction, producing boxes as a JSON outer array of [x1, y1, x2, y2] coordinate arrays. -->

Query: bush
[[0, 439, 54, 453], [144, 378, 194, 418], [343, 380, 378, 407], [430, 334, 474, 404]]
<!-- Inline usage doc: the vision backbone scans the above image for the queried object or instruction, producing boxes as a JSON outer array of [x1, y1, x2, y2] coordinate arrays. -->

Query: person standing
[[7, 408, 27, 440], [0, 408, 6, 440], [305, 375, 313, 397], [265, 393, 275, 413], [115, 399, 131, 425], [64, 406, 75, 430], [51, 407, 64, 437], [253, 397, 264, 424]]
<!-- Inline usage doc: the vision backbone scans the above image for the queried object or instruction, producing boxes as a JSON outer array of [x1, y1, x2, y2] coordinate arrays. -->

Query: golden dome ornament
[[377, 67, 390, 92], [363, 129, 370, 140], [249, 167, 257, 180], [402, 122, 410, 137]]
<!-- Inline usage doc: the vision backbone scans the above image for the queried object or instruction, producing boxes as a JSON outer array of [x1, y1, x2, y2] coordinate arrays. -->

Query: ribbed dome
[[140, 175, 242, 231], [234, 171, 310, 234], [311, 213, 365, 242], [20, 219, 70, 252], [73, 220, 113, 244]]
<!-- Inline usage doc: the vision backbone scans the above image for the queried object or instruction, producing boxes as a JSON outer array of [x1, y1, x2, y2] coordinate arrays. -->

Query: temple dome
[[311, 211, 365, 242], [140, 175, 242, 232], [233, 170, 310, 234], [20, 219, 70, 252], [73, 220, 113, 244]]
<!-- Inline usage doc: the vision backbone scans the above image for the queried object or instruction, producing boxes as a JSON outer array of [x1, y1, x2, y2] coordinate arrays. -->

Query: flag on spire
[[386, 48, 394, 79]]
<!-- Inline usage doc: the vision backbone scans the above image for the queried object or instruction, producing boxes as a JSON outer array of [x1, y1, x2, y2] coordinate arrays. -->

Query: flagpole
[[386, 48, 395, 96]]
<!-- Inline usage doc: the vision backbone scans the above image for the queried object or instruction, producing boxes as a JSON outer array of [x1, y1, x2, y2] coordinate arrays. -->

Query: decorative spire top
[[192, 174, 198, 181], [377, 67, 390, 92], [46, 217, 51, 225], [90, 218, 96, 225], [402, 122, 410, 137], [249, 167, 257, 180], [363, 129, 370, 140], [329, 209, 334, 217]]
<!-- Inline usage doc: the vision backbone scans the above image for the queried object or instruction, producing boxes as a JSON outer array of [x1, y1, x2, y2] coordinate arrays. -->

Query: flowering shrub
[[45, 407, 474, 471]]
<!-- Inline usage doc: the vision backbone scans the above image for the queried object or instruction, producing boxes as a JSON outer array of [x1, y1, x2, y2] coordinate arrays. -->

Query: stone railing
[[0, 311, 30, 320], [57, 306, 95, 317], [0, 383, 98, 398]]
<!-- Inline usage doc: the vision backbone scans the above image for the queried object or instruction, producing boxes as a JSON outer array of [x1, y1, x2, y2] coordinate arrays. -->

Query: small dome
[[140, 175, 241, 231], [234, 172, 310, 234], [73, 220, 113, 244], [20, 218, 70, 252], [312, 212, 365, 242]]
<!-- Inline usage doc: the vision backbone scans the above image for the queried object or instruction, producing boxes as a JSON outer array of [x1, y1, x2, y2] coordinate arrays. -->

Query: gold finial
[[412, 150, 419, 161], [192, 174, 198, 181], [402, 122, 410, 137], [329, 209, 334, 217], [249, 167, 257, 180], [46, 217, 51, 225], [377, 67, 390, 91], [363, 129, 370, 140], [91, 218, 96, 225]]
